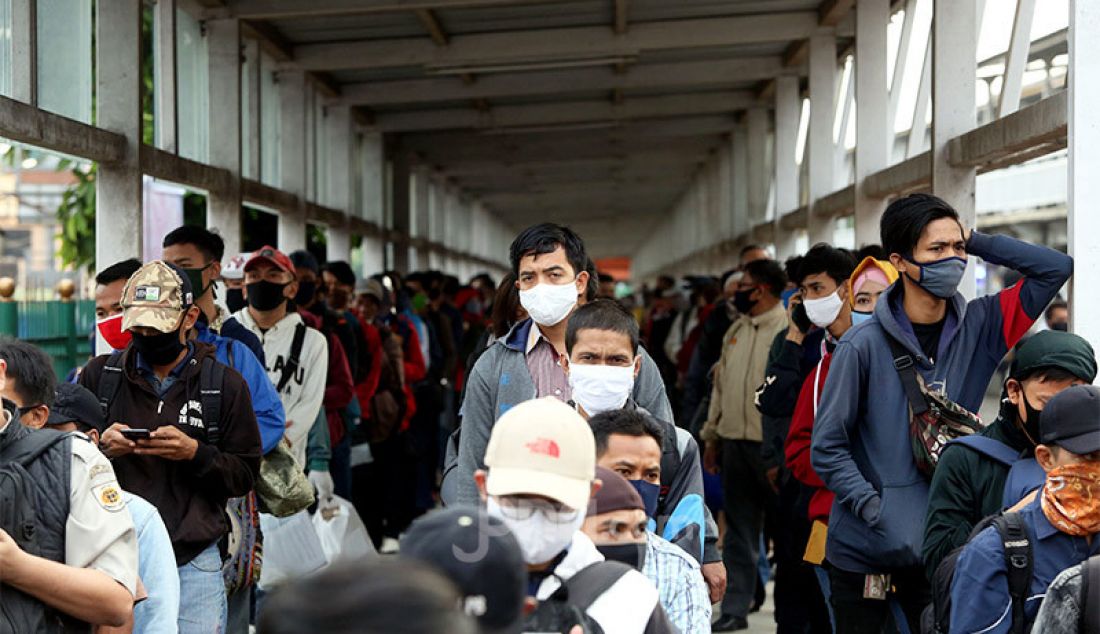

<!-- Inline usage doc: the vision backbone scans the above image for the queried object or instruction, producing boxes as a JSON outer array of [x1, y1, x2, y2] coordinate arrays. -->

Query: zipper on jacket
[[157, 400, 163, 415]]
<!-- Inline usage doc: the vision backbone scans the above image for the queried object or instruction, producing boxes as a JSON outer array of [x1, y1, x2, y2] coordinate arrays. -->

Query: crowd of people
[[1, 193, 1099, 634]]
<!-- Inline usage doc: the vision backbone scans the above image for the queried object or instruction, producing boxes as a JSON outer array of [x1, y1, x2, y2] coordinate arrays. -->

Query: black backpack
[[522, 561, 633, 634], [97, 349, 226, 445], [922, 512, 1033, 634], [0, 427, 79, 633]]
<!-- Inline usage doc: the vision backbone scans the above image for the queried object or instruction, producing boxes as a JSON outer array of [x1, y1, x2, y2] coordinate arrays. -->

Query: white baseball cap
[[484, 397, 596, 512], [221, 252, 251, 280]]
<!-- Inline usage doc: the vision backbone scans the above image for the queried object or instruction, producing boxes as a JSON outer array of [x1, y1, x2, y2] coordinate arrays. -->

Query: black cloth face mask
[[247, 280, 289, 311], [132, 327, 185, 366], [596, 543, 646, 570], [294, 281, 318, 308], [225, 288, 246, 313]]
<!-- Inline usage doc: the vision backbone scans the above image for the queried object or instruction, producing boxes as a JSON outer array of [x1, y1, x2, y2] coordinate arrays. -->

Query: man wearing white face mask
[[561, 299, 713, 570], [445, 224, 673, 507], [473, 397, 676, 634]]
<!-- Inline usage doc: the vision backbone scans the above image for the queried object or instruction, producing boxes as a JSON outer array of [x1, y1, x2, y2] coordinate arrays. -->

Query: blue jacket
[[949, 496, 1100, 633], [811, 231, 1072, 573], [195, 321, 285, 454], [218, 315, 266, 366]]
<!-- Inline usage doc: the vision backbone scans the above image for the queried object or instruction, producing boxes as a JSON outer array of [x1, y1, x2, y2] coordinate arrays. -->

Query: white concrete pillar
[[932, 0, 978, 295], [206, 18, 242, 255], [391, 155, 412, 273], [854, 0, 890, 248], [95, 0, 142, 268], [361, 130, 385, 225], [1068, 0, 1100, 346], [746, 107, 769, 226], [774, 75, 801, 259], [327, 104, 353, 211], [278, 70, 308, 251], [242, 38, 260, 181], [808, 31, 838, 244], [153, 0, 176, 152], [731, 126, 749, 239], [328, 226, 351, 263]]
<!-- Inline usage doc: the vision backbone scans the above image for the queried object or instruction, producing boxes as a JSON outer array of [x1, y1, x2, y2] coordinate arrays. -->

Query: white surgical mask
[[803, 291, 844, 329], [519, 281, 579, 327], [568, 363, 634, 416], [487, 497, 584, 565]]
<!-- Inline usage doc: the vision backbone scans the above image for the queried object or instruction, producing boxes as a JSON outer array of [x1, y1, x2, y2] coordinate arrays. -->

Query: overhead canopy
[[207, 0, 852, 257]]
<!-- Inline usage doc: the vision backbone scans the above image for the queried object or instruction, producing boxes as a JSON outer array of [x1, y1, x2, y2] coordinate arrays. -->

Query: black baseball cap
[[1039, 384, 1100, 455], [400, 506, 526, 634], [46, 383, 105, 432]]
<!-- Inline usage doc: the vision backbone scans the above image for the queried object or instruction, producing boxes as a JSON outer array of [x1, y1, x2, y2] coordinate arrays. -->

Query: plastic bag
[[312, 496, 377, 565], [257, 510, 328, 589]]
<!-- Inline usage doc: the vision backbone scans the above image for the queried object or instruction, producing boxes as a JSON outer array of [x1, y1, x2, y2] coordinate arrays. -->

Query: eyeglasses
[[494, 496, 580, 524]]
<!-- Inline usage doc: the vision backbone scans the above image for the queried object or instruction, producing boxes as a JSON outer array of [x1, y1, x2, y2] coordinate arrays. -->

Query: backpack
[[0, 426, 79, 633], [97, 349, 225, 444], [922, 512, 1033, 634], [950, 435, 1045, 508], [522, 561, 633, 634], [885, 333, 983, 478], [1081, 554, 1100, 634]]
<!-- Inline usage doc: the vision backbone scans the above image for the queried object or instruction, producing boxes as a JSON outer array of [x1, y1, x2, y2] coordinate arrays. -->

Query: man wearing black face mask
[[922, 330, 1097, 581], [582, 466, 711, 633], [162, 226, 265, 365], [79, 260, 262, 633]]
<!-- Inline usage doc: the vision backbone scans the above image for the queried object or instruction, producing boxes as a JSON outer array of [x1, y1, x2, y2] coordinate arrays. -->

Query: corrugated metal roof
[[270, 12, 424, 43]]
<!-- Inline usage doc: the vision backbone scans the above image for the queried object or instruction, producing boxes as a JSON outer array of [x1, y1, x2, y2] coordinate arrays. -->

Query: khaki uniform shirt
[[701, 302, 789, 443], [0, 413, 138, 596]]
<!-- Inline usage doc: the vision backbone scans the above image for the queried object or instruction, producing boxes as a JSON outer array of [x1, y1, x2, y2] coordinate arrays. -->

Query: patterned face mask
[[1041, 462, 1100, 536]]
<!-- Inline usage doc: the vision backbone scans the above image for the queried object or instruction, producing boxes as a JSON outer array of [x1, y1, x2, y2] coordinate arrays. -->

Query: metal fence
[[0, 300, 95, 380]]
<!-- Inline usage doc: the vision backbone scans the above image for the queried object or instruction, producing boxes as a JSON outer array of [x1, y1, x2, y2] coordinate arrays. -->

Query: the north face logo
[[525, 438, 560, 458]]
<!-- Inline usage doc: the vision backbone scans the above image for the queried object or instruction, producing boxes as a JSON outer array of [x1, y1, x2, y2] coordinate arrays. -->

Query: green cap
[[1010, 330, 1098, 383]]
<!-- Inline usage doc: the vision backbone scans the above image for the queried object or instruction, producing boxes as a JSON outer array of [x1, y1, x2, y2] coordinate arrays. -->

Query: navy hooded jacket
[[811, 231, 1072, 573]]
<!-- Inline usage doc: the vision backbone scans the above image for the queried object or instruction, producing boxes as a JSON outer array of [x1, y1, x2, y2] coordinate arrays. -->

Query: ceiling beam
[[819, 0, 856, 26], [614, 0, 628, 35], [377, 90, 757, 132], [415, 9, 449, 46], [293, 12, 819, 71], [407, 135, 720, 165], [340, 57, 793, 106], [217, 0, 579, 19], [439, 152, 707, 176]]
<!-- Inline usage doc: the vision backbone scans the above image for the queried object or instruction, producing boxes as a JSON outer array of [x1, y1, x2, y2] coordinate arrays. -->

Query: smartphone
[[792, 302, 813, 334], [120, 428, 152, 441]]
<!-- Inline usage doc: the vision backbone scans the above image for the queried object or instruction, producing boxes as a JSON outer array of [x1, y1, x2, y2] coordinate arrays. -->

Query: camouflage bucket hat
[[121, 260, 194, 333]]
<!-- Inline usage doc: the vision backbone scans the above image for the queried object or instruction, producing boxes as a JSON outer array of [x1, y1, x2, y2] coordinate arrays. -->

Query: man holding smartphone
[[79, 261, 262, 634]]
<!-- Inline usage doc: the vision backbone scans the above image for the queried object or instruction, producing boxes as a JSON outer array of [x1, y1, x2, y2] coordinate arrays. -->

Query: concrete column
[[932, 0, 978, 295], [746, 107, 769, 226], [391, 155, 412, 273], [854, 0, 890, 248], [1068, 0, 1100, 345], [153, 0, 176, 152], [362, 130, 384, 225], [731, 126, 749, 239], [808, 31, 838, 244], [774, 75, 801, 259], [278, 70, 308, 251], [95, 0, 142, 268], [328, 227, 351, 263], [11, 0, 35, 105], [206, 18, 242, 255], [243, 38, 260, 180]]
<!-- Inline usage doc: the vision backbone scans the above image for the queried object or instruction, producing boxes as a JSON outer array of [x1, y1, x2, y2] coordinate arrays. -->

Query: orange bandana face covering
[[1041, 462, 1100, 536]]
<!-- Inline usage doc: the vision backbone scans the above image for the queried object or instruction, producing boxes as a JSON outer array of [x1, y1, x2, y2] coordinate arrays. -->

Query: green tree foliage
[[56, 160, 97, 275]]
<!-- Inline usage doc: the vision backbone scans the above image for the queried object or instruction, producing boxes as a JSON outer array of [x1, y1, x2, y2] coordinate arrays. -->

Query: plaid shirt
[[643, 532, 711, 633]]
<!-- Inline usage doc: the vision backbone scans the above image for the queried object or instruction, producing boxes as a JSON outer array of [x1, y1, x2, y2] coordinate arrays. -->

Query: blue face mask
[[630, 479, 660, 519], [905, 256, 967, 299], [851, 311, 874, 327]]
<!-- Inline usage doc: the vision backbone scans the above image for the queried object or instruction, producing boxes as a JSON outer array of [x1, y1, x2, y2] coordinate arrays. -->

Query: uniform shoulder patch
[[91, 482, 126, 512]]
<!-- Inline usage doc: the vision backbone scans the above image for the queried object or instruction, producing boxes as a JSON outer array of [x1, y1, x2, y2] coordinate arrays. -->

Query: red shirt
[[785, 352, 834, 524]]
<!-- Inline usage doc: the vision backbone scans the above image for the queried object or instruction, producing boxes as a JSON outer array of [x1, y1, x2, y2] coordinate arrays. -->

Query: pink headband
[[853, 268, 889, 294]]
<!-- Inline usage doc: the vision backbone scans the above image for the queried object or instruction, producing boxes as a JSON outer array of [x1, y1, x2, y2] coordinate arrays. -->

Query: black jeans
[[828, 565, 929, 634], [720, 439, 776, 618]]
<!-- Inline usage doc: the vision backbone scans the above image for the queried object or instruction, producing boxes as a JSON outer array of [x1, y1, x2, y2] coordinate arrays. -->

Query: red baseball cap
[[244, 245, 296, 277]]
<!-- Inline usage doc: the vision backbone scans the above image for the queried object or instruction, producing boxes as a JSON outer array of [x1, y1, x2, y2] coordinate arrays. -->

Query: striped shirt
[[643, 532, 711, 633]]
